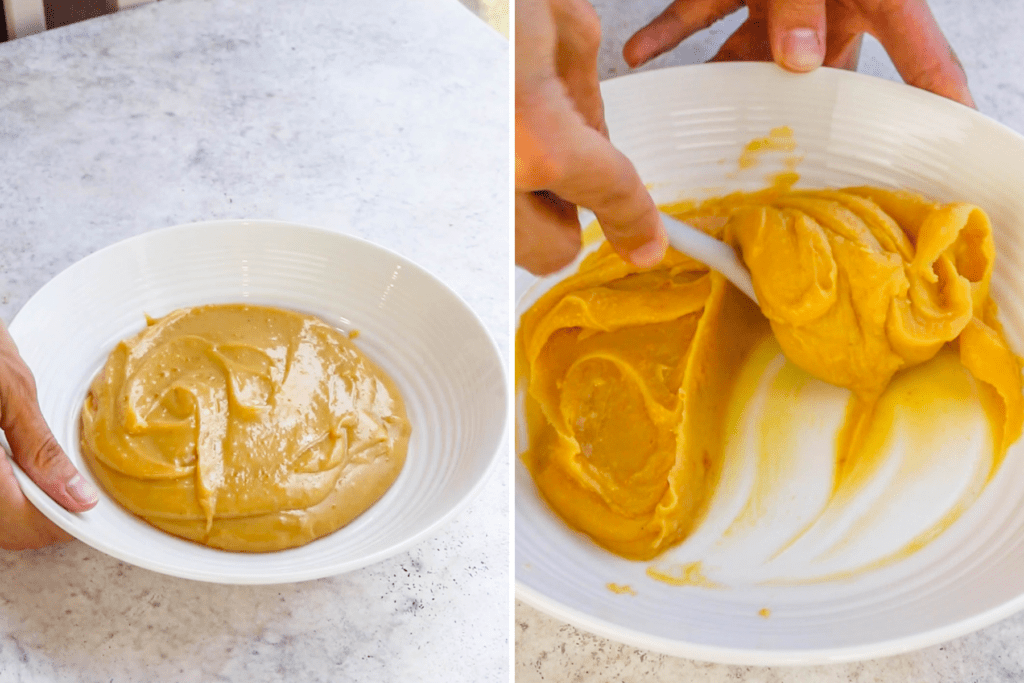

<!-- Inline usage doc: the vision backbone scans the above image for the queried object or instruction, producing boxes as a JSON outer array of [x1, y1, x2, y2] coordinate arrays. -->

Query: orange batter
[[518, 186, 1023, 561], [81, 304, 411, 552]]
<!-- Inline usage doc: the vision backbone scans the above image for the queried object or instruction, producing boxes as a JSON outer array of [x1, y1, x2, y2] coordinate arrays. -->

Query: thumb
[[0, 344, 98, 513], [4, 402, 99, 513], [766, 0, 826, 72]]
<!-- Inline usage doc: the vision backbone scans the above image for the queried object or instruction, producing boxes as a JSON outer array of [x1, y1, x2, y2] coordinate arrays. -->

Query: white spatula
[[660, 212, 758, 304]]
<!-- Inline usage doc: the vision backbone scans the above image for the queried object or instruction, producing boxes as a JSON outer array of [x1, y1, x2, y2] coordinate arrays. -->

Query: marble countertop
[[516, 0, 1024, 680], [0, 0, 508, 681]]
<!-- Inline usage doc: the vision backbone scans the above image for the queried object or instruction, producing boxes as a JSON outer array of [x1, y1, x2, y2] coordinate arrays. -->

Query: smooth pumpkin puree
[[81, 304, 411, 552], [518, 185, 1023, 561]]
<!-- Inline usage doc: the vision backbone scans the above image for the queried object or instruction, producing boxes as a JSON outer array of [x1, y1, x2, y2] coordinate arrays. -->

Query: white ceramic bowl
[[10, 220, 507, 584], [516, 63, 1024, 664]]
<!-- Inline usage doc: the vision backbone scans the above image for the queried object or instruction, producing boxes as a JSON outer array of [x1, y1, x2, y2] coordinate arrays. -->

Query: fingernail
[[67, 473, 99, 505], [628, 237, 667, 269], [783, 29, 823, 72]]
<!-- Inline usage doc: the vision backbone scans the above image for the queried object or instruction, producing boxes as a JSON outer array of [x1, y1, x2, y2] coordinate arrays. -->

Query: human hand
[[623, 0, 975, 108], [0, 321, 98, 550], [516, 0, 668, 275]]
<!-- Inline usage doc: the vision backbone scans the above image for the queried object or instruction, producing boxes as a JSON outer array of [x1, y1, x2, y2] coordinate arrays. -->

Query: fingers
[[623, 0, 744, 68], [622, 0, 972, 109], [516, 191, 584, 275], [0, 451, 72, 550], [871, 0, 975, 108], [517, 87, 667, 268], [0, 325, 98, 515], [516, 0, 667, 272], [710, 16, 772, 62], [823, 30, 863, 71], [766, 0, 826, 72]]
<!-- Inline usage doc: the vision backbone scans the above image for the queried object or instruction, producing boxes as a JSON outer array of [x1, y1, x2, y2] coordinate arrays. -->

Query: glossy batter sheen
[[81, 304, 411, 552], [518, 186, 1023, 561]]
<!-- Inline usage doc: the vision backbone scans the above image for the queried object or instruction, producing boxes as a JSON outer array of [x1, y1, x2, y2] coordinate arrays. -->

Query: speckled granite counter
[[516, 0, 1024, 680], [0, 0, 508, 681]]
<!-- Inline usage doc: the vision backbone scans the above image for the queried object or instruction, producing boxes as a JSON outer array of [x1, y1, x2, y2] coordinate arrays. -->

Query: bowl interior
[[11, 220, 507, 584], [515, 63, 1024, 664]]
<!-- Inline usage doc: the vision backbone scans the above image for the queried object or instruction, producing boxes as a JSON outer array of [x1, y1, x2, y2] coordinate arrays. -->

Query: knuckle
[[521, 147, 570, 190], [515, 123, 572, 191], [3, 361, 37, 403], [27, 435, 65, 474], [603, 176, 637, 208], [0, 362, 37, 431], [558, 0, 602, 51], [592, 169, 642, 219], [575, 7, 602, 52], [905, 63, 956, 97]]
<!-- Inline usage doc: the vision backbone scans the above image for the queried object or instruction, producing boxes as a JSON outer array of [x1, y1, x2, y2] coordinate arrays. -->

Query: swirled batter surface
[[518, 186, 1023, 561], [81, 304, 411, 552]]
